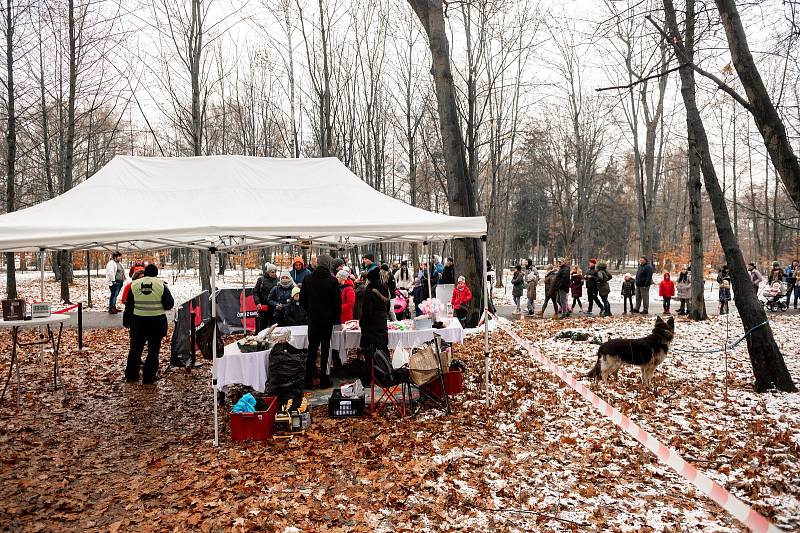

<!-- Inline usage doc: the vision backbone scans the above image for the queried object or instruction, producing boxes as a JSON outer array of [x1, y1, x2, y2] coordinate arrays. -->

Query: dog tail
[[586, 349, 602, 380]]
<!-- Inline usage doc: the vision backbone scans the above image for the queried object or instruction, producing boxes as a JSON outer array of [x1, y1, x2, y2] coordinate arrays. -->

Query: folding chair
[[409, 333, 451, 415], [369, 348, 412, 417]]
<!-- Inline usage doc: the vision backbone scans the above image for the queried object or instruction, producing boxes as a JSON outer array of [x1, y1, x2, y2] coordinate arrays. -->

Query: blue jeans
[[109, 281, 123, 310]]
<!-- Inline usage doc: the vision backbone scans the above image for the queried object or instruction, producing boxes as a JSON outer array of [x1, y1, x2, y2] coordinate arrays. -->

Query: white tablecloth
[[217, 342, 270, 392], [217, 321, 464, 391], [331, 319, 464, 353]]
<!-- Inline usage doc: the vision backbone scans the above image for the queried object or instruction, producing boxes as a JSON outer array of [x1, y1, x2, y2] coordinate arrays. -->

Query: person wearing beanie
[[281, 286, 308, 327], [337, 269, 356, 323], [550, 259, 571, 319], [254, 262, 279, 330], [450, 275, 473, 323], [317, 253, 334, 272], [768, 261, 783, 286], [123, 263, 174, 384], [361, 253, 376, 272], [511, 264, 525, 314], [268, 272, 295, 324], [331, 257, 345, 273], [121, 266, 145, 307], [290, 256, 311, 285], [300, 252, 342, 389], [676, 267, 691, 315], [584, 258, 603, 314]]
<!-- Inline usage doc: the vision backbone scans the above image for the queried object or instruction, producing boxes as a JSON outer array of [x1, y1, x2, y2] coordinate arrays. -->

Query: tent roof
[[0, 155, 486, 252]]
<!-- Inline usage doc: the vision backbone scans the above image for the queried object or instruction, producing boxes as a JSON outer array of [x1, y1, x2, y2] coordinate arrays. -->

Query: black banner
[[170, 291, 210, 366], [214, 288, 258, 335]]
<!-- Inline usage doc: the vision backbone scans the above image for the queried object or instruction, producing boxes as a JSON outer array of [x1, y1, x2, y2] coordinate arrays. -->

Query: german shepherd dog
[[586, 316, 675, 384]]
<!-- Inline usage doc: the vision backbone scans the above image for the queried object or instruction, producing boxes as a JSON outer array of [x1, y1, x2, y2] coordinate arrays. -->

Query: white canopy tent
[[0, 155, 490, 445]]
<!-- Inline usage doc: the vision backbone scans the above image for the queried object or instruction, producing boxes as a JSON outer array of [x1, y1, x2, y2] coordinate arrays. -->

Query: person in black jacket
[[299, 254, 341, 389], [253, 262, 278, 331], [584, 258, 604, 314], [632, 256, 654, 314], [123, 264, 175, 384], [550, 260, 571, 319], [440, 258, 456, 284], [359, 266, 390, 365], [281, 287, 308, 326]]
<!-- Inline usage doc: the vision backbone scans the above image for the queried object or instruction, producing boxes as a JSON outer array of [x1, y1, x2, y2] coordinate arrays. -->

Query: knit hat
[[317, 254, 334, 271], [263, 262, 277, 274], [131, 266, 145, 280], [362, 253, 375, 263], [291, 287, 301, 298], [336, 270, 349, 280], [589, 258, 597, 265], [624, 273, 632, 279], [293, 256, 305, 268], [773, 261, 780, 268], [331, 258, 345, 271], [279, 271, 294, 288], [457, 275, 466, 283]]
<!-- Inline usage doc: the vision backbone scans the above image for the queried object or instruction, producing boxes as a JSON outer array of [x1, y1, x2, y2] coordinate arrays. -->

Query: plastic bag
[[392, 345, 410, 369]]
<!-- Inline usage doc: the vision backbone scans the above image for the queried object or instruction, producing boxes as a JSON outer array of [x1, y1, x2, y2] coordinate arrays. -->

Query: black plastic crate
[[328, 391, 366, 418]]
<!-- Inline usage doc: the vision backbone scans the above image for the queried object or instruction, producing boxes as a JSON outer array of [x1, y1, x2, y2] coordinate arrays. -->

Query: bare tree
[[407, 0, 482, 324], [660, 0, 796, 392]]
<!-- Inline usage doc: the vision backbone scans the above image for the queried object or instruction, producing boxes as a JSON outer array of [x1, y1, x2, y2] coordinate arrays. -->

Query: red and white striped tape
[[494, 319, 783, 533], [52, 304, 80, 315]]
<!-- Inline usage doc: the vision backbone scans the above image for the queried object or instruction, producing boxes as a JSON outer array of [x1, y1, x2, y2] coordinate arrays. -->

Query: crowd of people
[[509, 255, 800, 319]]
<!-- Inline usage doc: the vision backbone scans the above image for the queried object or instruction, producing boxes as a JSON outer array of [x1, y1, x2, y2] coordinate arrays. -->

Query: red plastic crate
[[422, 369, 463, 397], [230, 396, 278, 441]]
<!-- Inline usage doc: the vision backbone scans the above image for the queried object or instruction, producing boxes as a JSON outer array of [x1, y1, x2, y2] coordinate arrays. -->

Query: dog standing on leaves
[[586, 316, 675, 384]]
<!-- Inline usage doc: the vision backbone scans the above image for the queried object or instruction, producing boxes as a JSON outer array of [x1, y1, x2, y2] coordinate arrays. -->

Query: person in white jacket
[[105, 252, 125, 313]]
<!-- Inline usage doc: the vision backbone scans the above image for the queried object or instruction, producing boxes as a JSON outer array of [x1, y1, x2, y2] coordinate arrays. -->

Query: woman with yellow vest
[[123, 264, 175, 384]]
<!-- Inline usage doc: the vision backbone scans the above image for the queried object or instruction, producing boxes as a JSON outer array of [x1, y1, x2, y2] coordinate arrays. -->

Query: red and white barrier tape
[[493, 319, 782, 533], [52, 304, 80, 314]]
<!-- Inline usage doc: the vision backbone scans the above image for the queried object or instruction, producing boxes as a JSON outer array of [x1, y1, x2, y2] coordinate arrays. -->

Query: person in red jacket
[[121, 265, 145, 307], [337, 270, 356, 323], [658, 272, 676, 314], [450, 276, 473, 324]]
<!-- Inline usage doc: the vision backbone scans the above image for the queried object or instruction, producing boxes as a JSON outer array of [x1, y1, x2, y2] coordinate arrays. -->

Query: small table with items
[[0, 314, 70, 406]]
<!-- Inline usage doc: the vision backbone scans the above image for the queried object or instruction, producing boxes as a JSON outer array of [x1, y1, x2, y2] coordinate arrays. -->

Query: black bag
[[196, 320, 224, 360], [373, 348, 409, 387], [267, 342, 307, 408]]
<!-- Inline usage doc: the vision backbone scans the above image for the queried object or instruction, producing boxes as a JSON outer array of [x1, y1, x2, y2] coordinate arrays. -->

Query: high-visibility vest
[[131, 277, 166, 317]]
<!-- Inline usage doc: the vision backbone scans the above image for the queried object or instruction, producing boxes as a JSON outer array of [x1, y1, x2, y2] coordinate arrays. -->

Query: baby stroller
[[392, 288, 410, 320], [762, 282, 788, 312]]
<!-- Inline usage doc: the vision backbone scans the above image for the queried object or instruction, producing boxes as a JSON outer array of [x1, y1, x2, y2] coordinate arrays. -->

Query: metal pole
[[536, 207, 540, 265], [210, 248, 219, 447], [39, 249, 45, 362], [77, 303, 83, 352], [241, 248, 247, 334], [482, 236, 490, 406], [425, 241, 433, 305]]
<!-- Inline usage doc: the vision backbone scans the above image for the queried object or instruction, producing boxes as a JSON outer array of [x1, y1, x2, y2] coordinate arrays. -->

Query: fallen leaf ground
[[0, 313, 798, 532]]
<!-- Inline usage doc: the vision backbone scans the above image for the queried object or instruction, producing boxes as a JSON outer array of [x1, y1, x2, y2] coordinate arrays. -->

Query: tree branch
[[596, 63, 686, 92]]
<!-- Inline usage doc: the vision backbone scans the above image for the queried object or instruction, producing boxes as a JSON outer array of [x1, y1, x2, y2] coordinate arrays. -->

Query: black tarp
[[214, 288, 258, 335], [170, 291, 210, 366]]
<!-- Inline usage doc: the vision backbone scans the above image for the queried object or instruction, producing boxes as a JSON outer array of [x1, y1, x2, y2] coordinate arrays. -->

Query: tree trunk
[[408, 0, 483, 324], [664, 0, 796, 392], [4, 0, 16, 299], [679, 0, 707, 322], [715, 0, 800, 210], [61, 0, 78, 304]]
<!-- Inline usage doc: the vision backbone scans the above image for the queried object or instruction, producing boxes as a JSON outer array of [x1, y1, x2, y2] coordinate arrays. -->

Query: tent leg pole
[[241, 247, 247, 334], [40, 249, 45, 363], [210, 248, 219, 447], [425, 240, 433, 303], [482, 236, 489, 406]]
